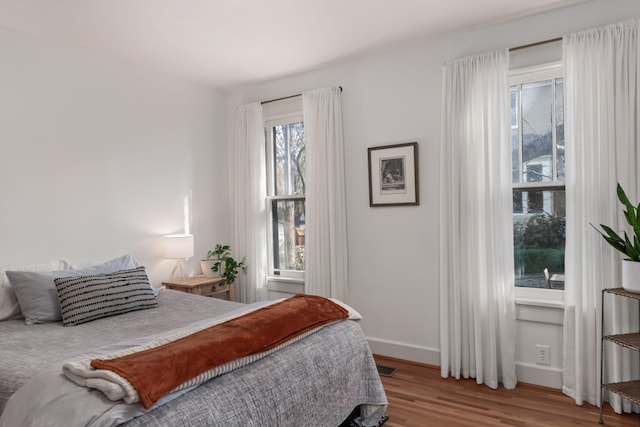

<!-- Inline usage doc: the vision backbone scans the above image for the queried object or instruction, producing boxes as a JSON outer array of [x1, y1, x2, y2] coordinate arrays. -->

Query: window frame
[[264, 113, 305, 282], [510, 61, 565, 304]]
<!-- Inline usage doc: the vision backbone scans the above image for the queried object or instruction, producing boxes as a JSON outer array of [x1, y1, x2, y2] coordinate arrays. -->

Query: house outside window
[[265, 114, 305, 281], [510, 62, 565, 290]]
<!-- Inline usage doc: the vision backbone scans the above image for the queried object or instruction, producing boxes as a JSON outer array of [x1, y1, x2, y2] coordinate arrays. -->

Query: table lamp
[[163, 234, 194, 280]]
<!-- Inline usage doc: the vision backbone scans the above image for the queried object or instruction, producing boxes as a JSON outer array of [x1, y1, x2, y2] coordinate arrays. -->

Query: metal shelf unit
[[599, 288, 640, 424]]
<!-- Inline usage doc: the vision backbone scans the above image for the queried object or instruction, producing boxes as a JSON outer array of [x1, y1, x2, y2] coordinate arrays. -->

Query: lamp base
[[170, 259, 190, 281]]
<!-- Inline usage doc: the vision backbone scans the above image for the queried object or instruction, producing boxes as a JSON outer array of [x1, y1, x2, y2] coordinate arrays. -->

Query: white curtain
[[563, 19, 640, 413], [231, 102, 268, 303], [302, 87, 349, 301], [439, 49, 517, 390]]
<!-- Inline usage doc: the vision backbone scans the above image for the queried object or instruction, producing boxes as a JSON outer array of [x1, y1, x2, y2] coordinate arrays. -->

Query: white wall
[[2, 0, 637, 390], [226, 0, 640, 386], [0, 24, 228, 285]]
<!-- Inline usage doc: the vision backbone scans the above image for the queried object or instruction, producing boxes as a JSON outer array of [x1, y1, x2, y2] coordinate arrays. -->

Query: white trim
[[266, 278, 304, 295], [267, 194, 305, 201], [515, 287, 564, 311], [515, 286, 563, 302], [512, 181, 565, 190], [516, 362, 562, 389], [368, 337, 563, 389], [266, 276, 304, 285], [264, 114, 304, 129], [510, 61, 563, 83], [262, 96, 303, 121], [367, 337, 439, 366], [515, 297, 564, 310], [516, 301, 564, 325]]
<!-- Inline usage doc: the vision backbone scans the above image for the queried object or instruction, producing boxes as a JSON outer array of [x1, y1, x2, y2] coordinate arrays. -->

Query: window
[[511, 63, 565, 290], [265, 114, 305, 280]]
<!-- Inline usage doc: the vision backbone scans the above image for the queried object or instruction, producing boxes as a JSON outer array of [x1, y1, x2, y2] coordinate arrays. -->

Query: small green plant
[[206, 244, 247, 285], [593, 183, 640, 261], [207, 244, 231, 261]]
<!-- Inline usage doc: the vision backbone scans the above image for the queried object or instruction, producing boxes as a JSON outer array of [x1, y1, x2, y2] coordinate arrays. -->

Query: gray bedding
[[0, 289, 387, 426]]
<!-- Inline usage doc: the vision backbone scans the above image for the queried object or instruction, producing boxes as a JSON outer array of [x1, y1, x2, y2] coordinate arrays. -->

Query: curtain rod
[[509, 37, 562, 52], [261, 86, 343, 105]]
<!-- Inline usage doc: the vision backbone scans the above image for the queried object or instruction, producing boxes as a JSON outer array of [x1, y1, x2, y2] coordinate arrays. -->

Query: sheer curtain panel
[[563, 19, 640, 413], [439, 49, 517, 390], [302, 87, 349, 301], [232, 103, 268, 303]]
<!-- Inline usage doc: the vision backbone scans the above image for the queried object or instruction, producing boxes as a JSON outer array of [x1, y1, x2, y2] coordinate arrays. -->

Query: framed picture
[[368, 142, 419, 207]]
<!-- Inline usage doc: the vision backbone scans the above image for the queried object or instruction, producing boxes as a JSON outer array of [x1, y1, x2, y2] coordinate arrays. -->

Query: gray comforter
[[0, 290, 387, 426]]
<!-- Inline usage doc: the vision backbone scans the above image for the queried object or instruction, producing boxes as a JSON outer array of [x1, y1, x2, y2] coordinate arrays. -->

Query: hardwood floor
[[374, 355, 640, 427]]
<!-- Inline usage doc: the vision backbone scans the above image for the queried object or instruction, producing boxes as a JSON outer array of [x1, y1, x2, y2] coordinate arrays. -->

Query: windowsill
[[515, 297, 564, 309], [267, 276, 304, 285], [515, 287, 564, 309]]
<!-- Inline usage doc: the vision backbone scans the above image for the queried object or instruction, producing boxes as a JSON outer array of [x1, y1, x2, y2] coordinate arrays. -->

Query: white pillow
[[0, 260, 67, 321], [0, 260, 67, 287]]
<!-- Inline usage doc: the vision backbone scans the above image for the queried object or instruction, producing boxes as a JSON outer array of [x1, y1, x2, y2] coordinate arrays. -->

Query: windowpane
[[513, 189, 565, 289], [521, 80, 553, 183], [556, 78, 565, 181], [511, 86, 520, 183], [270, 199, 305, 271], [272, 122, 305, 196]]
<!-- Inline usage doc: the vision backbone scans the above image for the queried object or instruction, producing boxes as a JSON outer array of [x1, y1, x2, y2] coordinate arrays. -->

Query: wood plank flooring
[[374, 355, 640, 427]]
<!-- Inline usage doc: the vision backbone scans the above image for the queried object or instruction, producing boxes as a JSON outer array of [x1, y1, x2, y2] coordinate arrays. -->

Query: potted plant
[[200, 245, 224, 278], [201, 244, 247, 286], [593, 183, 640, 292]]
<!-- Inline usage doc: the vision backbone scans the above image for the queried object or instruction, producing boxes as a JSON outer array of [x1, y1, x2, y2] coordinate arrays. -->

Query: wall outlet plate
[[536, 344, 551, 365]]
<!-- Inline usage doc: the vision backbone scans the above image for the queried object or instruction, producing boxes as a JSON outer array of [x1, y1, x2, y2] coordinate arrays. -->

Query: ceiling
[[0, 0, 587, 88]]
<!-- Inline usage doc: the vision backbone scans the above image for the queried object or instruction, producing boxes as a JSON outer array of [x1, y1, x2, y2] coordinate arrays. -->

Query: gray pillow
[[5, 271, 60, 324], [6, 255, 140, 325], [54, 266, 157, 326]]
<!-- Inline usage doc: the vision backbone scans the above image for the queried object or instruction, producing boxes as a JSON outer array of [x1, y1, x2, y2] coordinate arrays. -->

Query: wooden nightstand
[[162, 275, 235, 301]]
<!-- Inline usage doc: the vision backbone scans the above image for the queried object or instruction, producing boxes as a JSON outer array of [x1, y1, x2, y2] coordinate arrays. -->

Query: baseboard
[[368, 338, 562, 390], [515, 362, 562, 389], [367, 337, 440, 366]]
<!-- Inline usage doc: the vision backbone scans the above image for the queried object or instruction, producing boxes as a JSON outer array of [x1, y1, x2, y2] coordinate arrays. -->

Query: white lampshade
[[163, 234, 194, 259]]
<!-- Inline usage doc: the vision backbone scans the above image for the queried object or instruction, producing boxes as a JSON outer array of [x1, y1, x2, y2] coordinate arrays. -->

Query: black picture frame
[[367, 142, 419, 207]]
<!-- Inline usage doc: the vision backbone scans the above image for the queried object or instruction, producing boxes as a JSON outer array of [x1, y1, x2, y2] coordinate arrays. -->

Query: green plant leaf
[[629, 234, 640, 261], [634, 201, 640, 236], [624, 232, 634, 253], [617, 183, 633, 208], [593, 223, 626, 254], [599, 224, 625, 244], [594, 184, 640, 260]]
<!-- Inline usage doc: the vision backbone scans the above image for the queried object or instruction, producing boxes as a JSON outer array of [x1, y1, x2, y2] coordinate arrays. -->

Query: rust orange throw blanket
[[90, 294, 348, 409]]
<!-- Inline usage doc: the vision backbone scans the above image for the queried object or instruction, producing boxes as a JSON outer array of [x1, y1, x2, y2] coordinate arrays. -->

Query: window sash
[[265, 115, 304, 197], [510, 63, 565, 297], [265, 115, 305, 280], [266, 195, 305, 278]]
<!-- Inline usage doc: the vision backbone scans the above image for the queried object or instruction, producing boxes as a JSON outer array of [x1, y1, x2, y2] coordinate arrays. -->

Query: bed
[[0, 264, 387, 427]]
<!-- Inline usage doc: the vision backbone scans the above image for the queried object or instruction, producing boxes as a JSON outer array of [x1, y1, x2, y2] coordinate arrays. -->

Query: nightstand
[[162, 275, 235, 301]]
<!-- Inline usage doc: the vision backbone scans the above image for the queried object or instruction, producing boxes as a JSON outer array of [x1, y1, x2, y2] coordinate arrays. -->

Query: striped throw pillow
[[54, 266, 157, 326]]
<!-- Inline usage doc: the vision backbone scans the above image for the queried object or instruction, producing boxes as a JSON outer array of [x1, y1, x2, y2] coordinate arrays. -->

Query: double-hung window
[[510, 62, 565, 291], [265, 113, 305, 281]]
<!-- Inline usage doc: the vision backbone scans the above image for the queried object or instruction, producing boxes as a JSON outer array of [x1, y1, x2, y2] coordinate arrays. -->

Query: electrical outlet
[[536, 344, 551, 365]]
